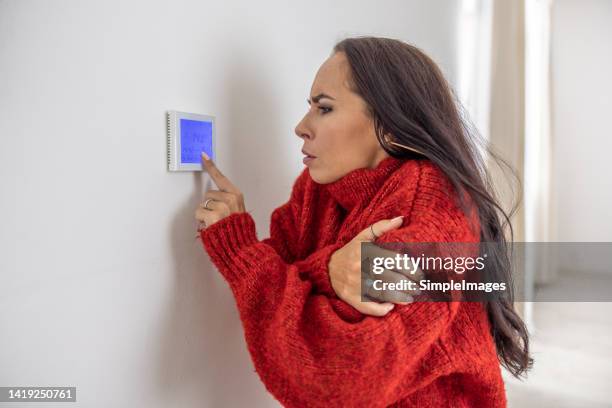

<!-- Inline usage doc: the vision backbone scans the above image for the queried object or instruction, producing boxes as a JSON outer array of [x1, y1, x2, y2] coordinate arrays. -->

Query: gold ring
[[370, 224, 379, 240], [202, 198, 214, 210]]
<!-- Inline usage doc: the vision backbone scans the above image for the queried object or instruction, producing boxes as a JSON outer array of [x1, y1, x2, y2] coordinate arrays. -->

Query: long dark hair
[[334, 36, 533, 378]]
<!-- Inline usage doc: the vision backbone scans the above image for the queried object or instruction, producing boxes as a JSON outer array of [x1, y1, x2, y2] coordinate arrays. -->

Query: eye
[[318, 106, 332, 114]]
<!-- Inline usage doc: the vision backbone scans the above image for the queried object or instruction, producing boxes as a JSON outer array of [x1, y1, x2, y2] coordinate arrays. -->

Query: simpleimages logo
[[360, 242, 612, 302], [361, 242, 506, 302]]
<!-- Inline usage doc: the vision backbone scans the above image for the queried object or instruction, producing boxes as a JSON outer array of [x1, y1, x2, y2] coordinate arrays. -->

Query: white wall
[[0, 1, 459, 406], [551, 0, 612, 243]]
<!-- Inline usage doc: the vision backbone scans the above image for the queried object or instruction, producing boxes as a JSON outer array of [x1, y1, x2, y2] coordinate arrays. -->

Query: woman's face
[[294, 52, 389, 184]]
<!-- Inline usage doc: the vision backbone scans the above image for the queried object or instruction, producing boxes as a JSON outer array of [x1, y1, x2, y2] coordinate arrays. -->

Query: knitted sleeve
[[258, 168, 345, 288], [257, 169, 308, 264], [198, 164, 479, 408]]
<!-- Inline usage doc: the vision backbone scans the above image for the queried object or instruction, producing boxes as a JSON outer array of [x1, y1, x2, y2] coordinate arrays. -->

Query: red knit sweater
[[199, 156, 507, 408]]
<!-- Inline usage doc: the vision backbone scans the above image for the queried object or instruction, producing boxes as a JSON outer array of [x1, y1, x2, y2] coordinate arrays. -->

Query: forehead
[[310, 52, 353, 98]]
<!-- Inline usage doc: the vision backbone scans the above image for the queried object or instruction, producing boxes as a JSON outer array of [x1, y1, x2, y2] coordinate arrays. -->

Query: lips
[[301, 148, 316, 158], [303, 156, 315, 165], [301, 148, 316, 166]]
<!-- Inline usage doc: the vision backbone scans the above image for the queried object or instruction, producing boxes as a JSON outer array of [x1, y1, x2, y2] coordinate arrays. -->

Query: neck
[[318, 156, 405, 211], [366, 150, 392, 169]]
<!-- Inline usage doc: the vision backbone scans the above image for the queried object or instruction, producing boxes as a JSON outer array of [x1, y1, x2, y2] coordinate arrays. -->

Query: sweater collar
[[317, 156, 405, 211]]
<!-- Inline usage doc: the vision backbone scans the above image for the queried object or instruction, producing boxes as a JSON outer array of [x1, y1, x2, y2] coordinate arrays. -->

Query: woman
[[195, 36, 532, 407]]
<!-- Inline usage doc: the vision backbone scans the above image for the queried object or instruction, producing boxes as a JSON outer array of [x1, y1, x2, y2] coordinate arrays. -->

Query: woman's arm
[[257, 169, 307, 264], [199, 186, 476, 408], [256, 169, 349, 295]]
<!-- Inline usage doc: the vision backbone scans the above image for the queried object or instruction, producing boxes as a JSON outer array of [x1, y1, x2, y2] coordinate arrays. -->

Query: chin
[[308, 167, 340, 184]]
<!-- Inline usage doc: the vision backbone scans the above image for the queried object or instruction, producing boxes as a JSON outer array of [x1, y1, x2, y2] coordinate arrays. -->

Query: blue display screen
[[180, 119, 213, 163]]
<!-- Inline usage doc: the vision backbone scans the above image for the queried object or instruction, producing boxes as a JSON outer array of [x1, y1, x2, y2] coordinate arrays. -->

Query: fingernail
[[201, 152, 210, 161], [392, 215, 404, 222], [386, 304, 395, 310]]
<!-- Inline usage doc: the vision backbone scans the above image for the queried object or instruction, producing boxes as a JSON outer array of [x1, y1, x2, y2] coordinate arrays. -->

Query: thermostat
[[166, 110, 216, 171]]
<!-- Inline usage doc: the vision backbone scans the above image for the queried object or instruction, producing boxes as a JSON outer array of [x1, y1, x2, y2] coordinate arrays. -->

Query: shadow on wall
[[155, 46, 289, 406]]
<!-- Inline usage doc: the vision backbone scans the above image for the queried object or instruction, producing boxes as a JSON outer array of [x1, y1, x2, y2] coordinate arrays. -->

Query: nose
[[294, 116, 312, 141]]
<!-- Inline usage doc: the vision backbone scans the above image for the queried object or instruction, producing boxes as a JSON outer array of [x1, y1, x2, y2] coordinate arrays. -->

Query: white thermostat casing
[[167, 110, 216, 171]]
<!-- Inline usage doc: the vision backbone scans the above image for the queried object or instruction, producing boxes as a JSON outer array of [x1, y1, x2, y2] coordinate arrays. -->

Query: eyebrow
[[307, 93, 336, 104]]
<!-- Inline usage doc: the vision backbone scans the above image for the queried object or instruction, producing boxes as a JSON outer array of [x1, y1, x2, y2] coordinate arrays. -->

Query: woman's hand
[[195, 152, 246, 232], [328, 216, 424, 316]]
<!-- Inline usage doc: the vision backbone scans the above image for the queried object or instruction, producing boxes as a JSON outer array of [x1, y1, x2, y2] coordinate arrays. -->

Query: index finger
[[201, 152, 239, 193]]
